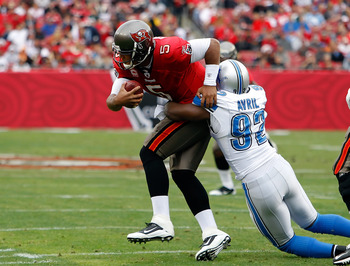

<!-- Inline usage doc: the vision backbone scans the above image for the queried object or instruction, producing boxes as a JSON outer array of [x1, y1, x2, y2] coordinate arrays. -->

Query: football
[[124, 80, 143, 95]]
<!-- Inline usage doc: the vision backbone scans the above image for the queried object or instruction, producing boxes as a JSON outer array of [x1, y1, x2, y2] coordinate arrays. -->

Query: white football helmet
[[217, 59, 250, 94]]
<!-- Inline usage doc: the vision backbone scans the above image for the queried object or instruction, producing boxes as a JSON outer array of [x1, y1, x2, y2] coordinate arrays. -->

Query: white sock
[[218, 169, 234, 189], [150, 196, 174, 235], [151, 195, 170, 218], [195, 209, 219, 239]]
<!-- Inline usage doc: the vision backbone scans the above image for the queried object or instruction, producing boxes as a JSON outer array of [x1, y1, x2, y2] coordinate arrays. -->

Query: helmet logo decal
[[130, 29, 152, 43]]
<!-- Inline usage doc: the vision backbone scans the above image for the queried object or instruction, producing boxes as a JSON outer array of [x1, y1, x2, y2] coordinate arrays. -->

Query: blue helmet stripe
[[230, 60, 243, 94]]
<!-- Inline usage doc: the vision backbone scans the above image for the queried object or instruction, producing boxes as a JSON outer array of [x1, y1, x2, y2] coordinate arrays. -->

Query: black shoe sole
[[127, 236, 173, 244]]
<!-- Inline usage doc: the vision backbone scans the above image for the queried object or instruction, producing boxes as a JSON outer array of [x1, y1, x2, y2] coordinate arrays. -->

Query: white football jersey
[[209, 85, 276, 180]]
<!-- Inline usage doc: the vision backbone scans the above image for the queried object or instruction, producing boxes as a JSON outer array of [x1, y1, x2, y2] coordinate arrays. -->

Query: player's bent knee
[[139, 146, 161, 164]]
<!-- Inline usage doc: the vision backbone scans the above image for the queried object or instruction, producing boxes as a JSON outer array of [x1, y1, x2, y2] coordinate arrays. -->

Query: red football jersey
[[113, 36, 205, 104]]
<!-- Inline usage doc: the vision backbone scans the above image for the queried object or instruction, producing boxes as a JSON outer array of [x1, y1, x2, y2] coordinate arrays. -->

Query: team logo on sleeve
[[182, 44, 192, 55], [130, 29, 152, 42]]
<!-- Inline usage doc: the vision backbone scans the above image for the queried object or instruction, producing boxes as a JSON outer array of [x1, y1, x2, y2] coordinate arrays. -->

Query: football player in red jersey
[[106, 20, 230, 261], [333, 88, 350, 213]]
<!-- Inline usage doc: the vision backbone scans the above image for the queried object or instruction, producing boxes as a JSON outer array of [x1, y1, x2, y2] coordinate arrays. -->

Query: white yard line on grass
[[0, 249, 279, 262], [0, 225, 256, 232], [0, 261, 55, 265], [3, 208, 249, 213]]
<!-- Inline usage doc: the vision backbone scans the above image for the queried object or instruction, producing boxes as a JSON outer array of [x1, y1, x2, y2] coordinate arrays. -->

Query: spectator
[[41, 9, 61, 38], [1, 0, 350, 71], [6, 21, 28, 52], [303, 5, 326, 28], [318, 52, 339, 70], [27, 2, 45, 21], [0, 41, 10, 71], [12, 48, 31, 72], [343, 53, 350, 71], [234, 29, 255, 51], [300, 50, 318, 70], [81, 18, 101, 46], [283, 13, 311, 34]]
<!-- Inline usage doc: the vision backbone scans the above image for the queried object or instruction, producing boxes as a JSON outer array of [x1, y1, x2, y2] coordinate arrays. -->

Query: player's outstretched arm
[[164, 102, 209, 121]]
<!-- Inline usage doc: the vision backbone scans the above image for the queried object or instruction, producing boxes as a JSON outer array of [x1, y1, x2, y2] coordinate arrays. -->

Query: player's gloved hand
[[346, 88, 350, 110]]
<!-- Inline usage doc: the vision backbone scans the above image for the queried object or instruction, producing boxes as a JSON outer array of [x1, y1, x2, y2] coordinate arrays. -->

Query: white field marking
[[0, 194, 140, 199], [15, 253, 42, 258], [0, 261, 55, 265], [0, 225, 257, 232], [0, 249, 279, 260], [268, 130, 290, 136], [0, 154, 142, 169], [4, 208, 249, 213], [0, 166, 328, 175], [0, 249, 15, 252], [0, 159, 122, 167], [6, 192, 339, 200], [31, 128, 82, 134], [55, 194, 91, 199], [306, 193, 338, 200], [310, 145, 341, 151], [293, 169, 327, 174]]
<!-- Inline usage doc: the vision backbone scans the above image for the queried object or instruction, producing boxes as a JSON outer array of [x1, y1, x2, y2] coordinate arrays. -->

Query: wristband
[[203, 64, 219, 86]]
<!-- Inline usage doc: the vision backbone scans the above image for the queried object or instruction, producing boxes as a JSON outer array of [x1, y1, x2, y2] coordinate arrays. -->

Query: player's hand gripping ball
[[125, 80, 143, 95], [124, 80, 143, 108]]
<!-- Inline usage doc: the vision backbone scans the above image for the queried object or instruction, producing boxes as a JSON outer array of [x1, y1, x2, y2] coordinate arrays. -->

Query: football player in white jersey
[[164, 59, 350, 265], [209, 41, 277, 196]]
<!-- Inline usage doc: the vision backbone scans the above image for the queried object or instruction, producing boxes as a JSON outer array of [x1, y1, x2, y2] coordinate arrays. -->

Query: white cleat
[[195, 231, 231, 261], [127, 222, 174, 244]]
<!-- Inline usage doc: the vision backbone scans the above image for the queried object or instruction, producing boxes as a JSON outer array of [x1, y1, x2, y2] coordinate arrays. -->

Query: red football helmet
[[112, 20, 155, 70]]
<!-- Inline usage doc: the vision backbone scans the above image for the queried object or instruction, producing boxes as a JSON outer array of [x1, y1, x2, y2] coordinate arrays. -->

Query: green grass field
[[0, 129, 349, 265]]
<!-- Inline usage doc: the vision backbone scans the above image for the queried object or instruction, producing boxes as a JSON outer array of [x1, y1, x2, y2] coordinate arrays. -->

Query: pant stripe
[[243, 183, 279, 246], [147, 121, 186, 152], [334, 135, 350, 175]]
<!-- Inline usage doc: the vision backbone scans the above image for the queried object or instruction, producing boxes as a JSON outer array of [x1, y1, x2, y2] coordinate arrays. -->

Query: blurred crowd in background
[[0, 0, 349, 72]]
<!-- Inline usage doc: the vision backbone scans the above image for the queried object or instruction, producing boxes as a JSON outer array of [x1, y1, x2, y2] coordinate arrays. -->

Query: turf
[[0, 129, 348, 265]]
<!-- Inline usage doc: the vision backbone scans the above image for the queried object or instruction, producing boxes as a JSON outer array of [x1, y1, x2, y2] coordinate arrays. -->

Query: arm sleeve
[[110, 77, 129, 95], [189, 38, 211, 63]]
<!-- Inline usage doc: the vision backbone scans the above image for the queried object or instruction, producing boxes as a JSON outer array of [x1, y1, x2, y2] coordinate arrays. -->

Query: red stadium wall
[[0, 70, 349, 130], [0, 71, 132, 129], [250, 70, 350, 130]]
